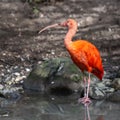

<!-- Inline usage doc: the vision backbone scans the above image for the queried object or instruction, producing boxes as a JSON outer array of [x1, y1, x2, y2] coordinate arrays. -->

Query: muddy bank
[[0, 0, 120, 67]]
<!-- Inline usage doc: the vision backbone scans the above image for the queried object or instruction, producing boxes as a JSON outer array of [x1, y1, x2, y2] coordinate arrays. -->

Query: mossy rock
[[23, 57, 83, 94]]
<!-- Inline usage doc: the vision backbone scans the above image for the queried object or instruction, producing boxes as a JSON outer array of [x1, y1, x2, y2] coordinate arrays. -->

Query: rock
[[96, 79, 115, 93], [0, 85, 22, 100], [0, 84, 4, 90], [101, 79, 112, 86], [89, 78, 115, 100], [111, 78, 120, 90], [107, 90, 120, 102], [89, 86, 106, 100], [14, 72, 20, 76], [96, 82, 106, 88], [23, 57, 83, 94]]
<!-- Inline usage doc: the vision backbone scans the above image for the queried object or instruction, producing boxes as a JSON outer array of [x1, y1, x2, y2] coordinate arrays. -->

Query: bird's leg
[[78, 73, 91, 104], [84, 73, 91, 104], [84, 103, 91, 120], [84, 76, 87, 98], [86, 73, 91, 99], [78, 73, 87, 102], [81, 72, 87, 98]]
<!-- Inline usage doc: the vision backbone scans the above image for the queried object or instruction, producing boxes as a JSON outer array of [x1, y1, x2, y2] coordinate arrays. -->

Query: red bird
[[39, 19, 104, 104]]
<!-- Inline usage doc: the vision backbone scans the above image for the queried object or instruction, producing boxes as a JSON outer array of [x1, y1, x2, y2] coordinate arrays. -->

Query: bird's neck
[[64, 28, 77, 50]]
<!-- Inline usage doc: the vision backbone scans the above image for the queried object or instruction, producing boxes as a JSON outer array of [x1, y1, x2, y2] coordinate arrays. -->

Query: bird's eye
[[66, 20, 72, 27], [67, 21, 69, 24]]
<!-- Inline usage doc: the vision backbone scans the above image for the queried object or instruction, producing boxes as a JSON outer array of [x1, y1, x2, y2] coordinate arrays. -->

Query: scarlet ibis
[[39, 19, 104, 104]]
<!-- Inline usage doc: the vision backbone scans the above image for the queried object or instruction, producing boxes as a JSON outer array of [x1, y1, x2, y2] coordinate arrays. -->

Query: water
[[0, 92, 120, 120]]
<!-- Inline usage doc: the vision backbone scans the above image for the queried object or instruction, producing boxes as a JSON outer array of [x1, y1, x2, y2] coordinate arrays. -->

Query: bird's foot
[[78, 97, 91, 105]]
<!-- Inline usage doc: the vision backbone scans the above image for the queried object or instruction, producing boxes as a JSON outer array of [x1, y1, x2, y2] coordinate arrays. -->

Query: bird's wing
[[70, 40, 104, 79]]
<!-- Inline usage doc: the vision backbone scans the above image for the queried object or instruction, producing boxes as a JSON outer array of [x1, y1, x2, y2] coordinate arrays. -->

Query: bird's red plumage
[[67, 40, 104, 80]]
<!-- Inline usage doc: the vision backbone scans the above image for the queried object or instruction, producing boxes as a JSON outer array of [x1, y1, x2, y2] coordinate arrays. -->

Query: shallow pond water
[[0, 92, 120, 120]]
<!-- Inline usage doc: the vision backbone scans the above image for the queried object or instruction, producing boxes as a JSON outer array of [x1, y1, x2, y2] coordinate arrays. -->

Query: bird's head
[[39, 19, 78, 33], [59, 19, 78, 30]]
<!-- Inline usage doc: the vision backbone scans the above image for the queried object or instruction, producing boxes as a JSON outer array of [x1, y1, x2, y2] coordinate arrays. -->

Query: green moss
[[28, 57, 83, 82], [70, 74, 82, 82]]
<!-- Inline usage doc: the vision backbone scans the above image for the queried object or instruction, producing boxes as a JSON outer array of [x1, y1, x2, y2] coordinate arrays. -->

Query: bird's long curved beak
[[39, 23, 60, 34]]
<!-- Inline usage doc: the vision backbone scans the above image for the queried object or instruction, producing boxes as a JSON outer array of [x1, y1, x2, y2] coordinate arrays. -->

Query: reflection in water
[[84, 103, 104, 120], [84, 103, 91, 120], [1, 92, 120, 120]]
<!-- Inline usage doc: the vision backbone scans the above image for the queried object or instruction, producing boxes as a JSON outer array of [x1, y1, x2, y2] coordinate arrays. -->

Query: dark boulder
[[23, 57, 83, 95]]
